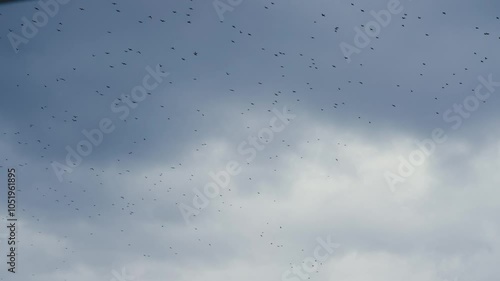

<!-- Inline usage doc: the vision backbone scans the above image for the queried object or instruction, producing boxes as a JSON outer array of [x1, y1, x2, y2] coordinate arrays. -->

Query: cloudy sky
[[1, 0, 500, 280]]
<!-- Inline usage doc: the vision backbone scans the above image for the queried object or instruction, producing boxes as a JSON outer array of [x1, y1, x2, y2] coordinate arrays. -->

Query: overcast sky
[[1, 0, 500, 280]]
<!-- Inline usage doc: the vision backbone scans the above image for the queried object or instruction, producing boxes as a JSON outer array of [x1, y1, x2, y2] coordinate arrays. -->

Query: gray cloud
[[0, 0, 499, 280]]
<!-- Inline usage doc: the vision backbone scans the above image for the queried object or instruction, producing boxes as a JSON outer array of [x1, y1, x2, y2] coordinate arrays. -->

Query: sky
[[1, 0, 500, 280]]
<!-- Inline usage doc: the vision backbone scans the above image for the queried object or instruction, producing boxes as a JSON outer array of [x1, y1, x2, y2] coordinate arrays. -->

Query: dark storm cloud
[[1, 0, 500, 280]]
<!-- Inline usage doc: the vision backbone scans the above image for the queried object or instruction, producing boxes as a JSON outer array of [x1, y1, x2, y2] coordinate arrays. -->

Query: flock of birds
[[0, 0, 499, 279]]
